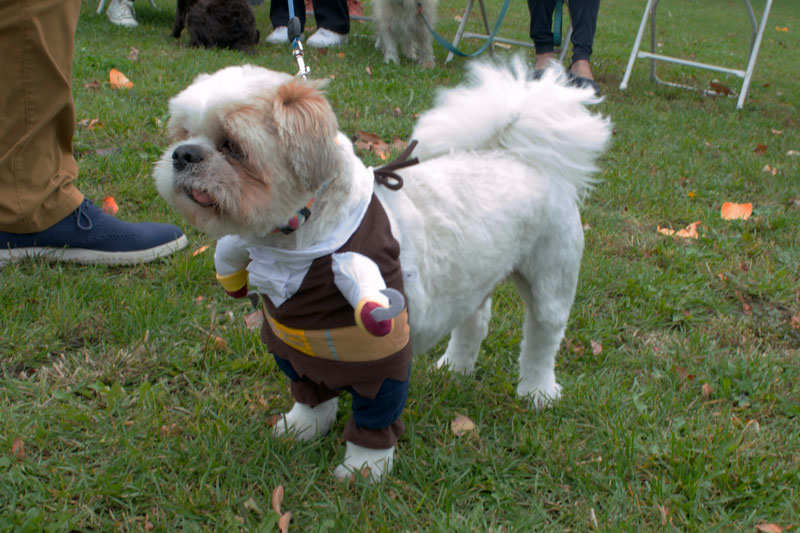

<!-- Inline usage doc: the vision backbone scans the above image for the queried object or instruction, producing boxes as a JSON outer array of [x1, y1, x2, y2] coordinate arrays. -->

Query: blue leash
[[420, 0, 511, 58], [287, 0, 310, 78]]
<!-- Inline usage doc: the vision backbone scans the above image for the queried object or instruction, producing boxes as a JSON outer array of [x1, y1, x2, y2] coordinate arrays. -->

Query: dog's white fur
[[373, 0, 437, 66], [154, 57, 611, 480]]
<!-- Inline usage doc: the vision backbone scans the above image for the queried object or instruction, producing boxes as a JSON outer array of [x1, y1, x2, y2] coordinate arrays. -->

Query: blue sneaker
[[0, 199, 188, 266]]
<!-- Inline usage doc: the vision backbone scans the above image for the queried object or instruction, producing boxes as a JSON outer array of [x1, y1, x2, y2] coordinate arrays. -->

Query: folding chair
[[445, 0, 573, 64], [619, 0, 773, 109]]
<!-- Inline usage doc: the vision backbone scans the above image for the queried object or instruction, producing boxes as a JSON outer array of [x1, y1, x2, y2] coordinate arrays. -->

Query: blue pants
[[528, 0, 601, 63]]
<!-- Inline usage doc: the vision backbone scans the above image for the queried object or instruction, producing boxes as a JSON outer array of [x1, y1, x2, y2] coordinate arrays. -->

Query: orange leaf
[[192, 245, 209, 256], [337, 51, 345, 59], [278, 512, 292, 533], [775, 26, 788, 32], [790, 313, 800, 330], [109, 68, 133, 89], [657, 221, 700, 239], [720, 202, 753, 220], [709, 81, 732, 96], [590, 340, 602, 355], [356, 131, 383, 144], [244, 310, 264, 329], [213, 336, 228, 351], [451, 413, 476, 436], [272, 485, 284, 515], [101, 195, 118, 216], [754, 143, 767, 155], [10, 438, 25, 460], [756, 524, 783, 533]]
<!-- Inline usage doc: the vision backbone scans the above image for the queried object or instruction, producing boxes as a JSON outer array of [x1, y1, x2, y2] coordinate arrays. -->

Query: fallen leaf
[[451, 413, 476, 436], [365, 65, 372, 76], [687, 191, 696, 198], [159, 423, 181, 437], [195, 295, 205, 303], [754, 143, 767, 155], [266, 414, 280, 427], [756, 524, 783, 533], [393, 107, 402, 117], [590, 340, 602, 355], [144, 515, 154, 531], [192, 245, 210, 256], [129, 46, 140, 61], [787, 150, 799, 156], [244, 310, 264, 329], [790, 313, 800, 330], [10, 438, 25, 460], [709, 81, 732, 96], [213, 336, 228, 351], [762, 164, 777, 176], [356, 131, 383, 144], [337, 51, 345, 59], [701, 383, 712, 398], [657, 221, 700, 239], [734, 290, 753, 315], [109, 68, 134, 89], [102, 195, 119, 216], [720, 202, 753, 220], [278, 512, 292, 533], [775, 26, 788, 32], [83, 80, 101, 90], [272, 485, 284, 515], [771, 129, 782, 135]]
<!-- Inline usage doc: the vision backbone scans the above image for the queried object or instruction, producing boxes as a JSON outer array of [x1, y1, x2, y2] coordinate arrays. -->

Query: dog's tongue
[[192, 189, 214, 205]]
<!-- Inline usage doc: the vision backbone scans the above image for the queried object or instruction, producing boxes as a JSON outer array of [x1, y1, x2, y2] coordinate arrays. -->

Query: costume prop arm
[[214, 235, 251, 298]]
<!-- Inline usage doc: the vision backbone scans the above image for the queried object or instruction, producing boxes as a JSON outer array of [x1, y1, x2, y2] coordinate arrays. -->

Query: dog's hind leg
[[511, 232, 582, 408], [436, 297, 492, 374]]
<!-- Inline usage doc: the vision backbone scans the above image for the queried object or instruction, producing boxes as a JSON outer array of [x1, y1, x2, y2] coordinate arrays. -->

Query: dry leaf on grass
[[451, 413, 476, 436], [10, 438, 25, 460], [754, 143, 768, 155], [709, 81, 732, 96], [129, 46, 140, 61], [775, 26, 788, 32], [701, 383, 712, 399], [192, 245, 209, 256], [109, 68, 133, 89], [102, 195, 118, 216], [755, 524, 783, 533], [720, 202, 753, 220], [590, 340, 602, 355], [244, 310, 264, 329], [790, 314, 800, 330], [278, 512, 292, 533], [272, 485, 284, 515], [243, 497, 263, 515], [657, 221, 700, 239]]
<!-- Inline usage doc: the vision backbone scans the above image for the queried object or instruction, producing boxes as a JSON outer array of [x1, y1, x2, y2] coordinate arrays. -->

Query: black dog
[[171, 0, 260, 52]]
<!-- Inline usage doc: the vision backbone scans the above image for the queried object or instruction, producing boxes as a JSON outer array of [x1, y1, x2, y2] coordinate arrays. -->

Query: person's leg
[[306, 0, 348, 47], [267, 0, 306, 43], [567, 0, 600, 80], [0, 0, 187, 266], [527, 0, 558, 69], [0, 0, 84, 234]]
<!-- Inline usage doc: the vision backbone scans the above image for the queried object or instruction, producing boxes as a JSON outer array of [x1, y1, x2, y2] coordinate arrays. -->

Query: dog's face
[[154, 65, 341, 238]]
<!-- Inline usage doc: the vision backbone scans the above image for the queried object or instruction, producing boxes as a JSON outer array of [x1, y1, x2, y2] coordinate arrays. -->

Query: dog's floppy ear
[[273, 78, 341, 190]]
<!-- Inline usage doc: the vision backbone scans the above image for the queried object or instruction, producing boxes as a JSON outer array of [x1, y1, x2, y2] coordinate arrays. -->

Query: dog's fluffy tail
[[411, 56, 611, 198]]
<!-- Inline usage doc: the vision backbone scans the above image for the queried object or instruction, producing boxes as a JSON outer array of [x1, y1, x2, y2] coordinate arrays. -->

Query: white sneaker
[[107, 0, 138, 27], [266, 26, 288, 44], [306, 28, 347, 48]]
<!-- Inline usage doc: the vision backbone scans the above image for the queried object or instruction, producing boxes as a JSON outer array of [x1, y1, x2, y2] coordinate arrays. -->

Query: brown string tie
[[373, 140, 419, 191]]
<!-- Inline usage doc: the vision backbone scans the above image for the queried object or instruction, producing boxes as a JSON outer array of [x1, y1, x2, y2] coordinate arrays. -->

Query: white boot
[[333, 441, 394, 482], [272, 398, 338, 441]]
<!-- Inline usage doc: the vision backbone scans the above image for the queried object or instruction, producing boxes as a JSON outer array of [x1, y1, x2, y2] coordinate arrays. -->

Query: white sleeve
[[214, 235, 251, 276], [331, 252, 389, 309]]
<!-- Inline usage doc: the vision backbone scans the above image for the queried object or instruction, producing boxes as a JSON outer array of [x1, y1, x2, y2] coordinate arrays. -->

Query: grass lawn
[[1, 0, 798, 530]]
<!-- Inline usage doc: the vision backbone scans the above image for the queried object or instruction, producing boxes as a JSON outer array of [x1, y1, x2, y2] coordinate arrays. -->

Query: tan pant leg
[[0, 0, 84, 233]]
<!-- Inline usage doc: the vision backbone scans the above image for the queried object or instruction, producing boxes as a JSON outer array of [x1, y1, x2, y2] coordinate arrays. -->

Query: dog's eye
[[220, 139, 245, 159]]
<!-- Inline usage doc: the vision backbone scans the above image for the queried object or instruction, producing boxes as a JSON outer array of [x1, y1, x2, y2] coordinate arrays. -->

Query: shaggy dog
[[373, 0, 437, 66], [153, 58, 611, 481], [171, 0, 260, 52]]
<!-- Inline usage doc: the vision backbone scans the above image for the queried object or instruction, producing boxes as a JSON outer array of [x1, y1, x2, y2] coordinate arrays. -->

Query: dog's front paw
[[333, 442, 394, 483], [272, 398, 338, 440], [517, 380, 562, 409]]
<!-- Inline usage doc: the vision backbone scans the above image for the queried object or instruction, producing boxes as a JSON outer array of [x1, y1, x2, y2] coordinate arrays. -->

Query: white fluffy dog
[[373, 0, 437, 66], [153, 57, 611, 481]]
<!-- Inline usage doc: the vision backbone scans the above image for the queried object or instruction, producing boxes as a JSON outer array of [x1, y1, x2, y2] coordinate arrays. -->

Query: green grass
[[2, 0, 799, 530]]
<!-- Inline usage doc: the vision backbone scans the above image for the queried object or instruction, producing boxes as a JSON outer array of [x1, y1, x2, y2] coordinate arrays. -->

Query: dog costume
[[214, 160, 415, 449]]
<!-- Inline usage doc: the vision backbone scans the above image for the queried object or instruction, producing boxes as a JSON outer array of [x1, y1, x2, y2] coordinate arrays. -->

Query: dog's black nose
[[172, 144, 205, 170]]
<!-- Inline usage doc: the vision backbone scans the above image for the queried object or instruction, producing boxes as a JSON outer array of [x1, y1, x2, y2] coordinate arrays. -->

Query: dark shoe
[[0, 199, 188, 266], [567, 71, 601, 96]]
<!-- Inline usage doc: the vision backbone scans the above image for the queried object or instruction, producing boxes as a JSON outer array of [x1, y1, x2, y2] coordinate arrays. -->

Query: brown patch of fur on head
[[274, 79, 341, 190]]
